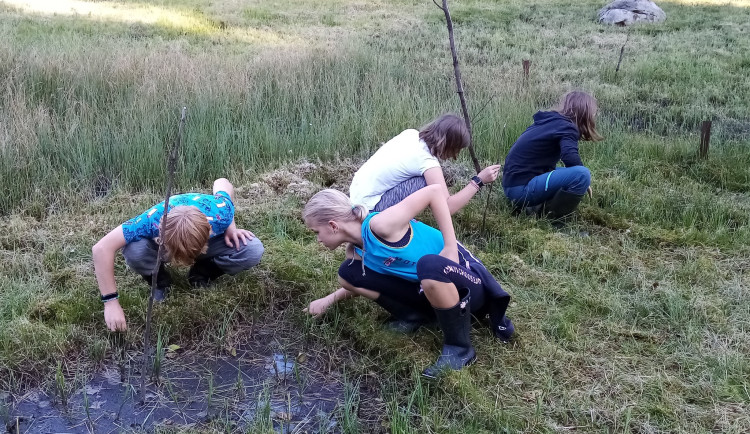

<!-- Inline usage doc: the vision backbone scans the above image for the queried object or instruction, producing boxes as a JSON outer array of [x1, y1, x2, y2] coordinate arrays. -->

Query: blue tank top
[[359, 212, 445, 282]]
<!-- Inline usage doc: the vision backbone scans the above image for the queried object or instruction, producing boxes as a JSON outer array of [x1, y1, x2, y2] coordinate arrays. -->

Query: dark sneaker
[[152, 287, 170, 302], [383, 316, 425, 334], [188, 259, 225, 288]]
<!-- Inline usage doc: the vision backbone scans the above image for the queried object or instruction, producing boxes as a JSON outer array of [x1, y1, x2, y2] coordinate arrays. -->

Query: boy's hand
[[104, 301, 128, 331], [224, 221, 255, 250]]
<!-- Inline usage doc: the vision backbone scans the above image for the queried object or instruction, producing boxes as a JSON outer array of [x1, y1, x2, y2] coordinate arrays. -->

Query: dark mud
[[2, 326, 378, 433]]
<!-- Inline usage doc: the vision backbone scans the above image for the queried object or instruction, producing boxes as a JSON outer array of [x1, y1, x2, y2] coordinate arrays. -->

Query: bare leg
[[420, 278, 459, 309]]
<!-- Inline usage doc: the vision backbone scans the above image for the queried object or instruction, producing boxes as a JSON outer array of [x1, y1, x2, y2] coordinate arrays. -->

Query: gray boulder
[[598, 0, 666, 26]]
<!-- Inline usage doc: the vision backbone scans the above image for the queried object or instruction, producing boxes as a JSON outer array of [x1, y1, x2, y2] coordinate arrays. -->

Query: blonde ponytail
[[303, 189, 367, 227]]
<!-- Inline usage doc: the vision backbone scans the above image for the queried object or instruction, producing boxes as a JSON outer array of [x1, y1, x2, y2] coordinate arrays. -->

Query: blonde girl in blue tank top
[[302, 185, 513, 378]]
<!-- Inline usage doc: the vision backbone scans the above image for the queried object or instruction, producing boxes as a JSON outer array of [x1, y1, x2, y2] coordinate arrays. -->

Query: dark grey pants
[[372, 176, 427, 212], [122, 236, 264, 277]]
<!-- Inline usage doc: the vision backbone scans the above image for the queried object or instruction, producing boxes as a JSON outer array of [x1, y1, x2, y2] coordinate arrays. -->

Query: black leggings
[[337, 259, 431, 310], [337, 244, 486, 313]]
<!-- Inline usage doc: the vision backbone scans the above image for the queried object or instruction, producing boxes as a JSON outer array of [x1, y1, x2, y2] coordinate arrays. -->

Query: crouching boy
[[92, 178, 264, 331]]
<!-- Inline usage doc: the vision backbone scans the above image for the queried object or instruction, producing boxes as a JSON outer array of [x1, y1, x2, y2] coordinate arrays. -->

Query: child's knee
[[416, 254, 447, 282], [122, 240, 157, 276], [221, 237, 264, 274], [238, 237, 264, 268], [573, 166, 591, 188]]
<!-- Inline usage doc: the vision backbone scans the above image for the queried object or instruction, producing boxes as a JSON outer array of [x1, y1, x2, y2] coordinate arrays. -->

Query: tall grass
[[1, 0, 748, 214], [1, 0, 750, 432]]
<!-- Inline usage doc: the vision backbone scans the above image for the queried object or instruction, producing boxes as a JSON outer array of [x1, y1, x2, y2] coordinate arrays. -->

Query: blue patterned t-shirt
[[121, 191, 234, 244]]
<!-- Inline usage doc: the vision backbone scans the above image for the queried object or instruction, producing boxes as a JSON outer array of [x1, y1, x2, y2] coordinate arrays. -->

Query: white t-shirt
[[349, 129, 440, 211]]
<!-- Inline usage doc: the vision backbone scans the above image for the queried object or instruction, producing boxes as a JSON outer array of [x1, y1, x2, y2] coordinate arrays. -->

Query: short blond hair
[[159, 206, 210, 266]]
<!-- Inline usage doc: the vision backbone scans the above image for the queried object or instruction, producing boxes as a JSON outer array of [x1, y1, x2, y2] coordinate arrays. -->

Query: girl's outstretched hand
[[303, 295, 333, 317], [478, 164, 502, 184]]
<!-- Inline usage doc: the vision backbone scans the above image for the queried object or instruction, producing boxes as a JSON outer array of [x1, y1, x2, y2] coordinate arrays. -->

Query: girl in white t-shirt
[[349, 113, 501, 214]]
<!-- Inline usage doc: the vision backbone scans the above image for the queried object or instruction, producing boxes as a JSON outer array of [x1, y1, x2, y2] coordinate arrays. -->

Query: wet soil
[[3, 322, 378, 433]]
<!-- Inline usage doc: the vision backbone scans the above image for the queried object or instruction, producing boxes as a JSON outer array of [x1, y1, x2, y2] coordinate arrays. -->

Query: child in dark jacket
[[502, 91, 603, 220]]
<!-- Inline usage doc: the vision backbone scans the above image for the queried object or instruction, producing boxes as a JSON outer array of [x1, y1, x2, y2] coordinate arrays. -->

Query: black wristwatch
[[471, 175, 484, 189]]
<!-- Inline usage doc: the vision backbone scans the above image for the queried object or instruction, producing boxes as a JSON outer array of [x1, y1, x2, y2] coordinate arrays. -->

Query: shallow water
[[4, 346, 348, 433]]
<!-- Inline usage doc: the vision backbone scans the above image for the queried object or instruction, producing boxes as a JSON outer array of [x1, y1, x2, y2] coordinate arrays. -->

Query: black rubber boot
[[188, 258, 225, 288], [524, 204, 543, 217], [509, 199, 524, 216], [142, 262, 172, 302], [373, 295, 434, 334], [542, 190, 585, 222], [422, 289, 476, 379]]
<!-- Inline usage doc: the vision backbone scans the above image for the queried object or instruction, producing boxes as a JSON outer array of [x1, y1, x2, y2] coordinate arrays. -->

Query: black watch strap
[[471, 175, 484, 188], [101, 292, 119, 303]]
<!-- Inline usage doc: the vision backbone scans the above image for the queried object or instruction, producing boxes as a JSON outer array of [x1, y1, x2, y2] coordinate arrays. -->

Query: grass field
[[1, 0, 749, 432]]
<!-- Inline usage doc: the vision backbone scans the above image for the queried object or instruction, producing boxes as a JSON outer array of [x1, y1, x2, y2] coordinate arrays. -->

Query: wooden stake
[[699, 120, 712, 159], [139, 106, 187, 404], [615, 29, 631, 77], [434, 0, 481, 173], [522, 59, 530, 81]]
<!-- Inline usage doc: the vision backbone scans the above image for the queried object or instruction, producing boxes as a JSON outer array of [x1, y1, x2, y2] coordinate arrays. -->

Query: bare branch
[[615, 28, 631, 76], [139, 106, 187, 404], [436, 0, 481, 173]]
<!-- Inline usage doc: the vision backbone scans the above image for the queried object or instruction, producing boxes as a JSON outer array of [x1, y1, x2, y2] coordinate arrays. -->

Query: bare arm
[[423, 164, 501, 215], [213, 178, 235, 202], [370, 184, 458, 262], [214, 177, 255, 247], [92, 226, 128, 331], [303, 287, 357, 317]]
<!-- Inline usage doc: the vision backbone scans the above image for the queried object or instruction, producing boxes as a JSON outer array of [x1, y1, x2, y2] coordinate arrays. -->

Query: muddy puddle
[[3, 329, 376, 433]]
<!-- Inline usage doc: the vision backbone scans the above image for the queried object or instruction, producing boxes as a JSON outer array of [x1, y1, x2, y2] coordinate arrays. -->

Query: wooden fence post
[[699, 120, 712, 159], [522, 59, 530, 81]]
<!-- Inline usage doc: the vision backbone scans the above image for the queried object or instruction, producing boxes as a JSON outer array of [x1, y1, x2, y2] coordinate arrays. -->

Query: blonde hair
[[419, 113, 470, 160], [555, 91, 603, 142], [303, 189, 368, 228], [159, 206, 210, 266]]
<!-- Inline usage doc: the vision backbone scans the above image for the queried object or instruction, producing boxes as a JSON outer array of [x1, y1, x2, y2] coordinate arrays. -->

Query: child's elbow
[[92, 242, 103, 259]]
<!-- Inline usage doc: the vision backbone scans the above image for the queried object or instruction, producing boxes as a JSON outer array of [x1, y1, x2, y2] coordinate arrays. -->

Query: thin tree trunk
[[435, 0, 481, 173], [139, 106, 187, 404]]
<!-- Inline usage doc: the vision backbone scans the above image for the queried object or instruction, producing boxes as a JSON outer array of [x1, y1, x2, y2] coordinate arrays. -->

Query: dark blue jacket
[[502, 111, 583, 188]]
